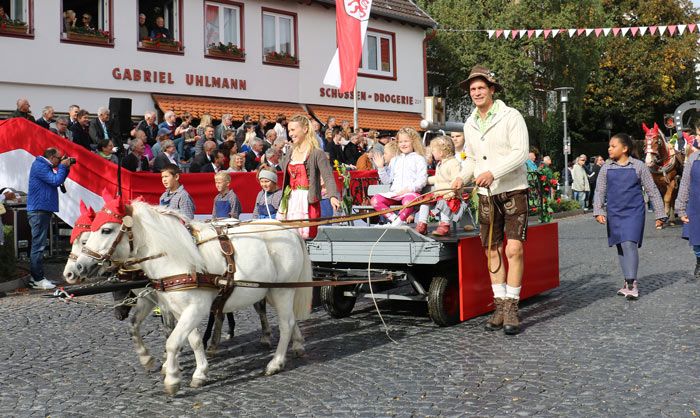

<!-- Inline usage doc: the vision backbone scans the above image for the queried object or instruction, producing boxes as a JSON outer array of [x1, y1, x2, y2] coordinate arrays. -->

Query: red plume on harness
[[91, 190, 126, 231], [70, 200, 96, 244]]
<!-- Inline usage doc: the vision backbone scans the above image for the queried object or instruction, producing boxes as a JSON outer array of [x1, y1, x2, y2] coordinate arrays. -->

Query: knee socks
[[616, 241, 639, 283], [491, 283, 521, 300]]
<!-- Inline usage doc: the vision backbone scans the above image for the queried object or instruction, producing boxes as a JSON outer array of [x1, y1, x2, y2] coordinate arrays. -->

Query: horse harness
[[646, 135, 682, 185]]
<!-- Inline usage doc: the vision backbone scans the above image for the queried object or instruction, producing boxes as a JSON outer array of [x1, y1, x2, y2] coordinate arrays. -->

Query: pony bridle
[[68, 222, 93, 261], [81, 210, 135, 268]]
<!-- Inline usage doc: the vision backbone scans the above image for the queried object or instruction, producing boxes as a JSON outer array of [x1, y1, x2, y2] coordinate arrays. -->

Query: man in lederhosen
[[452, 65, 530, 335]]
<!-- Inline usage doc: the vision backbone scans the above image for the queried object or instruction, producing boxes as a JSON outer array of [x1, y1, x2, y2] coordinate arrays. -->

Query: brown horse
[[642, 122, 683, 227]]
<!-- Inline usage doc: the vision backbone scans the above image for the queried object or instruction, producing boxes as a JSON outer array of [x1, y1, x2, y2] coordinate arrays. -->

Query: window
[[0, 0, 33, 38], [138, 0, 183, 54], [61, 0, 113, 46], [360, 29, 396, 79], [204, 1, 244, 61], [261, 8, 297, 67]]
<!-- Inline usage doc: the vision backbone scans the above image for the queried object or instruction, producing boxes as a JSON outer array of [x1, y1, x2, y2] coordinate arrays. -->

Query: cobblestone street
[[0, 215, 698, 417]]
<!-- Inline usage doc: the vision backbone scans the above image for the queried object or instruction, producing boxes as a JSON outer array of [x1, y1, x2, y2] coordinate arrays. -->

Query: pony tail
[[292, 233, 313, 321]]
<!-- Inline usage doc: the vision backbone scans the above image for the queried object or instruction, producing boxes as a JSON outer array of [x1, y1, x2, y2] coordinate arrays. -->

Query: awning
[[306, 104, 423, 131], [152, 94, 306, 121]]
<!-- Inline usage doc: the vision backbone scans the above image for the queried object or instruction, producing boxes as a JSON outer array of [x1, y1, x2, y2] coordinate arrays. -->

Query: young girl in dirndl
[[675, 134, 700, 279], [278, 115, 340, 239], [593, 133, 666, 299]]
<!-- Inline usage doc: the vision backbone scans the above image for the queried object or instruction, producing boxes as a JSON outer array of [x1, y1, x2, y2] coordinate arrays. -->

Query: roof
[[152, 94, 423, 131], [307, 104, 423, 131], [312, 0, 436, 29], [152, 94, 306, 121]]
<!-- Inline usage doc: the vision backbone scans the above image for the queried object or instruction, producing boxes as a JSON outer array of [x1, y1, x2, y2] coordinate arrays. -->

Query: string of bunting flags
[[441, 24, 699, 40]]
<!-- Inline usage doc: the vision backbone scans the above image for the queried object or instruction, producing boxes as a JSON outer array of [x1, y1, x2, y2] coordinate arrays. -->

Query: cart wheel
[[427, 276, 460, 327], [320, 285, 357, 318]]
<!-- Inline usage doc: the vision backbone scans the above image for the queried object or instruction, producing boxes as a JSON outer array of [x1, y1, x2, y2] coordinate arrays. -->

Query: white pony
[[64, 229, 177, 371], [74, 200, 312, 395]]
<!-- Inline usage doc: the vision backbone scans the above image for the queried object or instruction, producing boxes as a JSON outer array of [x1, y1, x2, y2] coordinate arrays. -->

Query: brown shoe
[[432, 222, 450, 237], [415, 222, 428, 235], [502, 298, 520, 335], [484, 298, 505, 331]]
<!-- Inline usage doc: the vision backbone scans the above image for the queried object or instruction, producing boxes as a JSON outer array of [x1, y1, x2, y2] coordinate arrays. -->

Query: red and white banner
[[323, 0, 374, 93], [476, 22, 699, 40]]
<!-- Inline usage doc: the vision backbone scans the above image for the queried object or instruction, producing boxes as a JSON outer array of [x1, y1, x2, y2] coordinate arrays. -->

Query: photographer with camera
[[26, 148, 74, 290]]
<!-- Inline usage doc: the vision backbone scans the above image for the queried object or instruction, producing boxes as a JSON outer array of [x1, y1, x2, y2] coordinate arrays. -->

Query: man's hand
[[60, 158, 72, 167], [595, 215, 606, 224], [475, 171, 495, 187], [681, 215, 690, 224], [330, 196, 341, 211], [451, 177, 464, 190]]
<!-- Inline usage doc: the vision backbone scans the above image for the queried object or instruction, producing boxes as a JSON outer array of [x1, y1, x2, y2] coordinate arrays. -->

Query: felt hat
[[459, 65, 503, 92], [70, 200, 96, 244]]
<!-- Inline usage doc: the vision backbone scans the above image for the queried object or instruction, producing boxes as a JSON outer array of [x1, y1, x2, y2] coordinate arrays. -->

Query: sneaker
[[390, 217, 405, 227], [616, 282, 630, 297], [415, 222, 428, 235], [29, 278, 57, 290], [625, 281, 639, 300]]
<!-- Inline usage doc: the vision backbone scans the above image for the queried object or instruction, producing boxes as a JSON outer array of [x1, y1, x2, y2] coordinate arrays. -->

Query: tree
[[581, 0, 699, 140]]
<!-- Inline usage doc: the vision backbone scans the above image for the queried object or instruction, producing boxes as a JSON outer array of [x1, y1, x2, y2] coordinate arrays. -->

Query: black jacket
[[122, 153, 150, 172], [70, 123, 93, 151], [245, 150, 262, 172], [343, 142, 362, 166], [35, 118, 53, 130], [189, 152, 211, 173], [152, 153, 177, 173]]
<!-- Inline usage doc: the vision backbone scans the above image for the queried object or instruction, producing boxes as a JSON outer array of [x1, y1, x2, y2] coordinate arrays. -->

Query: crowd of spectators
[[7, 97, 409, 178]]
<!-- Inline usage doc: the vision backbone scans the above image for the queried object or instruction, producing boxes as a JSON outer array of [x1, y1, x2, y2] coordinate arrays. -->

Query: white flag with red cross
[[323, 0, 373, 93]]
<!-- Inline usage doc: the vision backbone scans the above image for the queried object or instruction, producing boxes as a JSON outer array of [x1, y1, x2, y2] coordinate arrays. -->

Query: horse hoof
[[206, 348, 217, 358], [190, 378, 206, 388], [292, 348, 305, 358], [265, 365, 284, 376], [164, 383, 180, 396], [260, 337, 272, 348], [143, 357, 156, 371]]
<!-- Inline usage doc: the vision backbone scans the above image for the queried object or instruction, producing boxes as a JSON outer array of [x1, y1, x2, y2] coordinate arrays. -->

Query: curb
[[0, 275, 29, 293]]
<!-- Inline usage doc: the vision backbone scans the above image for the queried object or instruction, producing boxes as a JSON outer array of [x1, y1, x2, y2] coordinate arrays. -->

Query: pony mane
[[130, 201, 205, 271]]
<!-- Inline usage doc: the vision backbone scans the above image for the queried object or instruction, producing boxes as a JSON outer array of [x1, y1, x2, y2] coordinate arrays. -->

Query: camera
[[63, 156, 77, 165]]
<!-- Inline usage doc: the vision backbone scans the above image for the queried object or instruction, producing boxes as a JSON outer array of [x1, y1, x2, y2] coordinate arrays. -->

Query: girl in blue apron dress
[[253, 167, 282, 219], [593, 133, 666, 299], [675, 147, 700, 279]]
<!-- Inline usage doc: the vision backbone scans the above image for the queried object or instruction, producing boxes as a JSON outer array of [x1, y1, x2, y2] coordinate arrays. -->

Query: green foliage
[[550, 198, 582, 213], [419, 0, 699, 167], [0, 226, 16, 280]]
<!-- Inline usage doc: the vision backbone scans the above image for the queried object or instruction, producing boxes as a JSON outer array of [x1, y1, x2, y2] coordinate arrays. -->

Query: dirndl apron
[[606, 167, 645, 247], [284, 157, 320, 239], [257, 192, 278, 219], [681, 160, 700, 245], [214, 199, 231, 219]]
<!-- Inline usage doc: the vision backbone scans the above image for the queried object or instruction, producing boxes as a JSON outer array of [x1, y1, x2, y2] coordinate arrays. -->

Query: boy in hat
[[212, 171, 241, 220], [253, 165, 282, 219], [159, 164, 195, 219]]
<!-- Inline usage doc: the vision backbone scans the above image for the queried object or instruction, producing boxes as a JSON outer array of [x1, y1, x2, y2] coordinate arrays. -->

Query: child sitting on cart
[[415, 136, 463, 236], [370, 127, 427, 227]]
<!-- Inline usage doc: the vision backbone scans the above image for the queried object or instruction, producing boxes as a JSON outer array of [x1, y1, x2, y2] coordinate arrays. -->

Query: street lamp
[[555, 87, 574, 198], [604, 118, 613, 141]]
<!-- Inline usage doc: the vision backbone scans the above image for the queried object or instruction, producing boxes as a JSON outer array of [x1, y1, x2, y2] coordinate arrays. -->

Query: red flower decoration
[[556, 197, 561, 204], [550, 179, 558, 185], [540, 175, 547, 181]]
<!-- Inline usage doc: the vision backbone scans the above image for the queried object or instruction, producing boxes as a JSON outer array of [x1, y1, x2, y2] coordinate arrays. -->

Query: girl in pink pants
[[370, 127, 428, 227]]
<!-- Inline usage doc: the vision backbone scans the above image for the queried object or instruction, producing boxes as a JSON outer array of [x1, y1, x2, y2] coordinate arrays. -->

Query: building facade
[[0, 0, 435, 130]]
